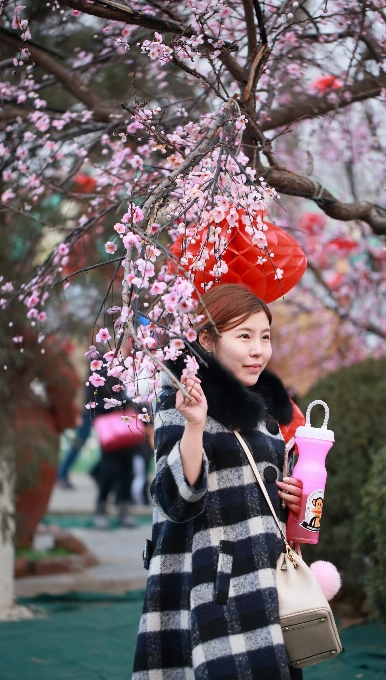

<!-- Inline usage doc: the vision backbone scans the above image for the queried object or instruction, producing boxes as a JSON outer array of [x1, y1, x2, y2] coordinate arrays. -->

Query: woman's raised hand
[[276, 477, 303, 514], [175, 374, 208, 428]]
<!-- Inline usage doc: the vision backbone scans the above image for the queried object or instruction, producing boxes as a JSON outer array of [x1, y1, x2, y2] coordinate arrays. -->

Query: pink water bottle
[[286, 400, 334, 545]]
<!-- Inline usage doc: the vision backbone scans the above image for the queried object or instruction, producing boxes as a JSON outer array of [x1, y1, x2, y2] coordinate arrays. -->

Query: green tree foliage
[[298, 357, 386, 604], [355, 444, 386, 628]]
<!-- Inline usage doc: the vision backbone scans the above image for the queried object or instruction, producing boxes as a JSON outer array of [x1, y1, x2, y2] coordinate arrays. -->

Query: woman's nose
[[250, 342, 262, 356]]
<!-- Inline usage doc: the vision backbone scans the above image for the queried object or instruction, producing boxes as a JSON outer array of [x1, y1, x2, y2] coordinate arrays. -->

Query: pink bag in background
[[93, 408, 145, 454]]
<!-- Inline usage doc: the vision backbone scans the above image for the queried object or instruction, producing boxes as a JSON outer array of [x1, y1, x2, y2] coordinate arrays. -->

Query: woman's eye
[[240, 333, 249, 339], [263, 334, 271, 341]]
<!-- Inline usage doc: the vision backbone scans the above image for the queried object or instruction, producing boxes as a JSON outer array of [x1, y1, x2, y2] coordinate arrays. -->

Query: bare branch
[[61, 0, 188, 32], [252, 0, 268, 45], [242, 0, 257, 57], [258, 165, 386, 234], [261, 72, 386, 132], [242, 44, 269, 103], [218, 51, 245, 83], [54, 257, 125, 287]]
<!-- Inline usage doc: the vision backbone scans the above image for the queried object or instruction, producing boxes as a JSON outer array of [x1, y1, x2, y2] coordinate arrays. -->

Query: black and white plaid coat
[[133, 346, 302, 680]]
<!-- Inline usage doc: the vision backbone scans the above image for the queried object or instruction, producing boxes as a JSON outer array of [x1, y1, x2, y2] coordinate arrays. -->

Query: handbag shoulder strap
[[233, 430, 297, 566]]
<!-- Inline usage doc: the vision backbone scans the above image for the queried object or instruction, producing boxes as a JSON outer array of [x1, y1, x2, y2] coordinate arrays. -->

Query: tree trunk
[[0, 458, 33, 621], [0, 459, 15, 615]]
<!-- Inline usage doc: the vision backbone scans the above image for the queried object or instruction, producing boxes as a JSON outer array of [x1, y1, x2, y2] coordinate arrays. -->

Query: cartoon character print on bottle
[[299, 489, 324, 532]]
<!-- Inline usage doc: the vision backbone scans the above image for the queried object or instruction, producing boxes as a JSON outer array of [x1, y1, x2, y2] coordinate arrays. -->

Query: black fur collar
[[166, 344, 293, 431]]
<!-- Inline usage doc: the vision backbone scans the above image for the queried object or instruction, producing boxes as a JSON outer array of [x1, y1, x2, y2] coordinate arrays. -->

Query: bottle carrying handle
[[306, 400, 330, 429]]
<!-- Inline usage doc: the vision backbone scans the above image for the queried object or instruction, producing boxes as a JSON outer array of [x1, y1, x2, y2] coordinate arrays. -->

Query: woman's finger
[[283, 477, 303, 488], [276, 481, 302, 497], [277, 491, 302, 513]]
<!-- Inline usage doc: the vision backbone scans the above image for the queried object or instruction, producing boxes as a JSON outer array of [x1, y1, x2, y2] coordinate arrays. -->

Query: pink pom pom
[[310, 561, 341, 601]]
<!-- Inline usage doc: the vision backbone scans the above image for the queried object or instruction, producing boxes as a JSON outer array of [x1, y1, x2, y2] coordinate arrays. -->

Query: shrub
[[298, 357, 386, 604], [354, 444, 386, 628]]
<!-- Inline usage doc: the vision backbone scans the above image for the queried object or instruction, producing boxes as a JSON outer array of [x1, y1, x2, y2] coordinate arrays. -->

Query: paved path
[[15, 473, 151, 598]]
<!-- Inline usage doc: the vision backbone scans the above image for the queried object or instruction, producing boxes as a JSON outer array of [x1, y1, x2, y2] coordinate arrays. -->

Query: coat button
[[264, 466, 278, 483], [266, 418, 279, 435]]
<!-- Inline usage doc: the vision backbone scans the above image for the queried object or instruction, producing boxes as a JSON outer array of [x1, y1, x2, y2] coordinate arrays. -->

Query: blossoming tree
[[1, 0, 386, 616], [1, 0, 386, 400]]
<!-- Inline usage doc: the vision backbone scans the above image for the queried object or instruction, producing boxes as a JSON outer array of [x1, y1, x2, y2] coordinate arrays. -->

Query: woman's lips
[[244, 365, 262, 371]]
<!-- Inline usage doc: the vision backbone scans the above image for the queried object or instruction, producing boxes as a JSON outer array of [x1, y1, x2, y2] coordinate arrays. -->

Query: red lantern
[[73, 174, 97, 193], [280, 401, 306, 443], [169, 209, 307, 303]]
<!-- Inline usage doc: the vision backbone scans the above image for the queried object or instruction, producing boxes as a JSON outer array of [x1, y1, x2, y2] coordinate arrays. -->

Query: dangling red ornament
[[280, 401, 306, 443], [169, 209, 307, 303]]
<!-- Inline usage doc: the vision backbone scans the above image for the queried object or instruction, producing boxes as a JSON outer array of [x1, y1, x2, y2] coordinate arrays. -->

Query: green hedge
[[298, 356, 386, 605], [354, 444, 386, 627]]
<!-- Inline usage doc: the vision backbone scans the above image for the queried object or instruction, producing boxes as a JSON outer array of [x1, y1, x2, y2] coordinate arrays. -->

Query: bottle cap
[[295, 399, 335, 441], [295, 424, 334, 441]]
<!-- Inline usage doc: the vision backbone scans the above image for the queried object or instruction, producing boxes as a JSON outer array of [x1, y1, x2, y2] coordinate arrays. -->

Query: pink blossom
[[27, 294, 39, 308], [27, 308, 38, 319], [89, 373, 106, 387], [57, 243, 69, 256], [85, 402, 96, 409], [182, 355, 199, 378], [114, 223, 126, 234], [1, 189, 16, 203], [13, 336, 23, 344], [122, 232, 142, 250], [104, 397, 121, 409], [133, 206, 144, 223], [107, 365, 124, 377], [95, 327, 111, 343], [138, 409, 151, 422], [103, 350, 116, 363], [84, 345, 99, 359], [171, 338, 185, 350], [90, 359, 103, 371], [105, 241, 117, 254], [252, 231, 268, 248], [130, 155, 143, 170], [150, 281, 167, 295], [112, 384, 124, 392], [38, 311, 47, 322], [185, 329, 197, 342], [274, 268, 284, 280]]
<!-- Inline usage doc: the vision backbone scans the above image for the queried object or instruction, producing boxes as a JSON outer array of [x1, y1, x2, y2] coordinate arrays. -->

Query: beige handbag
[[233, 431, 344, 669]]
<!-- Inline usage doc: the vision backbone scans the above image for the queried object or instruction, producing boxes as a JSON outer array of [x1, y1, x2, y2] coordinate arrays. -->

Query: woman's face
[[200, 311, 272, 387]]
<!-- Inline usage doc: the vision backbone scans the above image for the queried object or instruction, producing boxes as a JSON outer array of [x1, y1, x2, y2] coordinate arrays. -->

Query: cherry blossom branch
[[132, 105, 229, 239], [0, 30, 121, 123], [59, 0, 237, 50], [126, 319, 194, 401], [307, 262, 386, 340]]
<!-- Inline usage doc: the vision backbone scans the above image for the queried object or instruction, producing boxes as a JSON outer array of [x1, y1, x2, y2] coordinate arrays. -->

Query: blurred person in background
[[92, 379, 151, 529], [57, 384, 93, 489]]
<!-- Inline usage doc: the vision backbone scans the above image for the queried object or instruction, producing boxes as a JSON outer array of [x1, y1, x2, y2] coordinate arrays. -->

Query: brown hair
[[195, 284, 272, 339]]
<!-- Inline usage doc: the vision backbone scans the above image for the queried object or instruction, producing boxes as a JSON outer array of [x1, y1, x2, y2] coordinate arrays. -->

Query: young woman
[[133, 283, 303, 680]]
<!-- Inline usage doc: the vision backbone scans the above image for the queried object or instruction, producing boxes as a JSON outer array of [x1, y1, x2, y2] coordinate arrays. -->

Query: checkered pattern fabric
[[133, 374, 298, 680]]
